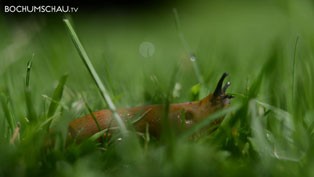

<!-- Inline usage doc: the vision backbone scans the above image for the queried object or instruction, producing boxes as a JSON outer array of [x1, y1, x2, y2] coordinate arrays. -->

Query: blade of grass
[[292, 35, 300, 105], [249, 99, 302, 162], [248, 99, 272, 159], [161, 65, 179, 143], [0, 92, 16, 136], [145, 123, 150, 144], [39, 112, 61, 129], [173, 8, 204, 84], [247, 70, 264, 99], [179, 104, 240, 140], [41, 95, 69, 110], [102, 55, 115, 96], [256, 100, 294, 131], [84, 101, 102, 132], [84, 101, 104, 143], [89, 127, 119, 141], [25, 59, 37, 122], [47, 73, 68, 118], [129, 108, 152, 124], [64, 19, 127, 136], [25, 59, 32, 87]]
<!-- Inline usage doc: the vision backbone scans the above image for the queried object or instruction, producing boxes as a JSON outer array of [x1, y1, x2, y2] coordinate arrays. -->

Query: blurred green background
[[1, 0, 314, 176]]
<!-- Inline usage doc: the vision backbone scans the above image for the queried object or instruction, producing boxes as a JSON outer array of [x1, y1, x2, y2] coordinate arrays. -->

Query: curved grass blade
[[89, 127, 119, 142], [179, 104, 240, 140], [256, 100, 294, 131], [129, 108, 152, 124], [63, 19, 127, 136]]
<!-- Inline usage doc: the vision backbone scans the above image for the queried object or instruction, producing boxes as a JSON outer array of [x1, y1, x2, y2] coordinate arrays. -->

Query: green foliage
[[0, 92, 16, 137], [1, 1, 314, 176]]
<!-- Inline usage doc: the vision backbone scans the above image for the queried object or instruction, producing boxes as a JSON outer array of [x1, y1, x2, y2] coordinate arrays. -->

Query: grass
[[1, 0, 314, 176], [64, 19, 128, 136]]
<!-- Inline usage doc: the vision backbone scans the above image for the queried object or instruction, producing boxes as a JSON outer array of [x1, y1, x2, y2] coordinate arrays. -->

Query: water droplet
[[185, 120, 193, 125], [173, 82, 181, 98], [190, 55, 196, 62], [139, 42, 155, 58]]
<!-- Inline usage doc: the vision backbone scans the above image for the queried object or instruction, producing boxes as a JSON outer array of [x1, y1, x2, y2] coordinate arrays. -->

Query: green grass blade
[[248, 99, 272, 158], [89, 129, 108, 141], [24, 59, 37, 122], [292, 35, 300, 105], [24, 89, 37, 122], [63, 19, 127, 136], [173, 8, 203, 84], [256, 100, 294, 131], [160, 66, 180, 143], [84, 101, 102, 132], [247, 70, 264, 99], [180, 104, 240, 140], [145, 123, 150, 143], [129, 108, 152, 124], [41, 95, 69, 110], [39, 112, 61, 129], [47, 73, 68, 118], [25, 59, 32, 87], [0, 92, 16, 136], [89, 127, 119, 141]]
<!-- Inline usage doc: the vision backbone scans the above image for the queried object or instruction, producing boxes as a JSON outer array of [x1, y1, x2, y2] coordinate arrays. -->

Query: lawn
[[1, 0, 314, 176]]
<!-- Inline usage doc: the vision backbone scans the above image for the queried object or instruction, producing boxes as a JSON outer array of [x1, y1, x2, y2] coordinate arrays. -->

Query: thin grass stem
[[173, 8, 203, 83], [63, 19, 128, 136]]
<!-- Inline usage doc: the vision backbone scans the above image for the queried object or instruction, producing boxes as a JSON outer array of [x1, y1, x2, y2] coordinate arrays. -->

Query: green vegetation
[[1, 0, 314, 176]]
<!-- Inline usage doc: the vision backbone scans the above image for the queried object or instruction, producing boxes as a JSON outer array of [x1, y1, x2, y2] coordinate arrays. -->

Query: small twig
[[10, 122, 20, 144]]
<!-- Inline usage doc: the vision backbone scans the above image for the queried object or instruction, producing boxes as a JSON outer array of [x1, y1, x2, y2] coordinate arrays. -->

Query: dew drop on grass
[[190, 55, 196, 62]]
